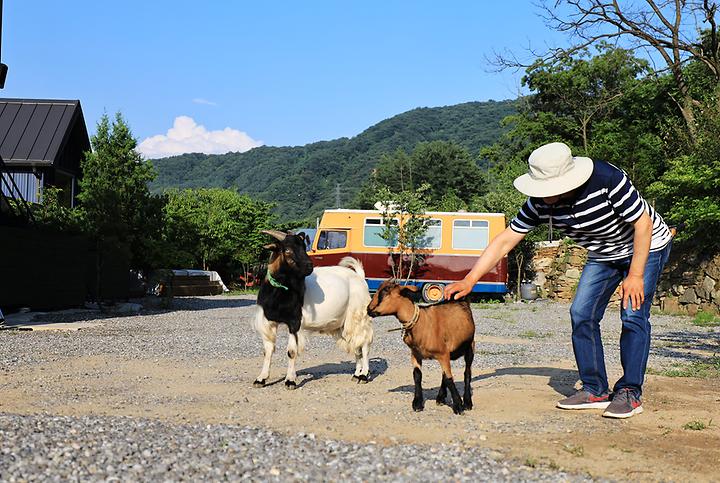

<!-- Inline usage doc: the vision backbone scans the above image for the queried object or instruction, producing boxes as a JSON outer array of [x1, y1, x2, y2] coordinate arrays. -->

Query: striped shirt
[[510, 160, 672, 261]]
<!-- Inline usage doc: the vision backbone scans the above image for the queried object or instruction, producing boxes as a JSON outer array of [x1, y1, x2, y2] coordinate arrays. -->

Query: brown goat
[[367, 280, 475, 414]]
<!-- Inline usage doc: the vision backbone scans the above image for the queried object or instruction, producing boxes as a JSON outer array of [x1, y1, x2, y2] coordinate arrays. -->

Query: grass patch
[[562, 443, 584, 457], [224, 288, 259, 296], [647, 357, 720, 378], [693, 311, 720, 327], [518, 330, 551, 339], [683, 419, 712, 431]]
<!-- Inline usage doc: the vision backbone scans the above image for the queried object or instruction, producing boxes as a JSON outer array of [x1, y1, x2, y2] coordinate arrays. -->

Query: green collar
[[265, 271, 289, 290]]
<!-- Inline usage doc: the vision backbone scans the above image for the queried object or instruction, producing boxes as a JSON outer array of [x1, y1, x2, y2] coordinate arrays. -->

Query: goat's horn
[[261, 229, 287, 241]]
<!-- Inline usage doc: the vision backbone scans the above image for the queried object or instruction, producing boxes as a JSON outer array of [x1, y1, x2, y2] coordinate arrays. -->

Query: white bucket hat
[[513, 142, 594, 198]]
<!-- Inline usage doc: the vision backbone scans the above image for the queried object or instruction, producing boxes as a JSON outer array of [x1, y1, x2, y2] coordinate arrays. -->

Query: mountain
[[149, 99, 517, 221]]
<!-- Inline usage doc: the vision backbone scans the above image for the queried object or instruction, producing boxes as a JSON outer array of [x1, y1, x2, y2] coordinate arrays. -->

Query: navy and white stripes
[[510, 160, 672, 261]]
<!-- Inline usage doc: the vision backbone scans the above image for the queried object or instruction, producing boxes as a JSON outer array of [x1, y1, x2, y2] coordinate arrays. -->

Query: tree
[[497, 1, 720, 140], [355, 141, 486, 209], [76, 113, 162, 269], [160, 188, 275, 280], [648, 102, 720, 250], [498, 45, 669, 190], [374, 185, 431, 282]]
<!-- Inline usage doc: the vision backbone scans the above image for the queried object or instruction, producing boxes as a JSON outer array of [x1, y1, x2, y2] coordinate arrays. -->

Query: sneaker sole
[[602, 405, 644, 419], [556, 401, 611, 410]]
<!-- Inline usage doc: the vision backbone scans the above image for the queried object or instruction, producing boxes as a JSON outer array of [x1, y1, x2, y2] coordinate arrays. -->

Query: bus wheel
[[422, 283, 445, 304]]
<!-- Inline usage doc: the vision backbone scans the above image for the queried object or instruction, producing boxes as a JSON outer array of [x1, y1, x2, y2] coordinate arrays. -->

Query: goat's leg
[[356, 342, 370, 384], [284, 331, 299, 389], [411, 352, 424, 412], [352, 351, 362, 381], [463, 342, 474, 410], [254, 320, 277, 387], [435, 374, 448, 405], [438, 354, 464, 415]]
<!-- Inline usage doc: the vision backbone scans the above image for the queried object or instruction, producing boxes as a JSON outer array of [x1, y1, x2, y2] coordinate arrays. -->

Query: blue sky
[[1, 1, 568, 157]]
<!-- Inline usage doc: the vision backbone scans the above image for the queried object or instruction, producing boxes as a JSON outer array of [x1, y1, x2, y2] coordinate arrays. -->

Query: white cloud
[[192, 98, 217, 106], [138, 116, 263, 159]]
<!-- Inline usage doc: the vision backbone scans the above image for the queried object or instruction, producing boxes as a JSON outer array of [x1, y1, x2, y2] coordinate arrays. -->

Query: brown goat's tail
[[339, 256, 366, 280]]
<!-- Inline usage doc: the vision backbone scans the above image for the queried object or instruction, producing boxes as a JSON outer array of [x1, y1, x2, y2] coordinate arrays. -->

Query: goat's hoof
[[351, 374, 359, 381], [285, 380, 297, 390], [435, 398, 446, 406], [412, 400, 424, 412], [452, 404, 464, 415], [253, 379, 266, 388], [463, 399, 473, 411], [356, 374, 369, 384]]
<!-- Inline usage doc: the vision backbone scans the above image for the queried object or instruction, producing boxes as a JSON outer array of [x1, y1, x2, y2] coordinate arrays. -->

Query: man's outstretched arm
[[444, 226, 527, 300]]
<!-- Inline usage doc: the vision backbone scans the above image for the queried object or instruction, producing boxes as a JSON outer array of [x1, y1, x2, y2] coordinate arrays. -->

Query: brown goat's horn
[[261, 229, 287, 241]]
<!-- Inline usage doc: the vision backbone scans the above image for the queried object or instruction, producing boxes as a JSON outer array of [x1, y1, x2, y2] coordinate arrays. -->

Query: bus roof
[[323, 209, 506, 217]]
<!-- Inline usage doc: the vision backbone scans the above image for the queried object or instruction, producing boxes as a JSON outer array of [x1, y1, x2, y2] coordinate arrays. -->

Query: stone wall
[[656, 251, 720, 316], [530, 240, 720, 314], [531, 241, 621, 305]]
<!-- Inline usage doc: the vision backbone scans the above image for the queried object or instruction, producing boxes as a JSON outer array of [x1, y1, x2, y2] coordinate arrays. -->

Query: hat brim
[[513, 157, 594, 198]]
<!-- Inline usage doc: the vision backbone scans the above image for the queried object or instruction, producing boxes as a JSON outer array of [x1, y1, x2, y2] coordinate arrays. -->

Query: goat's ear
[[400, 286, 422, 302], [263, 242, 279, 251]]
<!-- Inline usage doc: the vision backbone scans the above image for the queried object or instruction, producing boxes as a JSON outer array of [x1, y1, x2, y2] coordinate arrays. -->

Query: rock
[[680, 288, 699, 305], [699, 276, 717, 300], [662, 297, 680, 314], [686, 304, 699, 316], [566, 269, 581, 280]]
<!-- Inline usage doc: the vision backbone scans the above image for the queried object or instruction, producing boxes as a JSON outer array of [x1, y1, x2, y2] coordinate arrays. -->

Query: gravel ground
[[0, 413, 592, 482], [0, 294, 716, 481]]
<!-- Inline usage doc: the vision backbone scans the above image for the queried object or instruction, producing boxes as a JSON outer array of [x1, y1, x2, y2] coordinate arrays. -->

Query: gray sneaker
[[603, 388, 643, 418], [556, 390, 611, 410]]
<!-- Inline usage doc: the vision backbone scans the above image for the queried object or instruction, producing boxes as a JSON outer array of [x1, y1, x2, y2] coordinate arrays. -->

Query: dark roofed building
[[0, 98, 90, 208]]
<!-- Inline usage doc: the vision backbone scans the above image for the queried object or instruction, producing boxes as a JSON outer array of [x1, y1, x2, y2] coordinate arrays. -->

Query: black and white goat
[[254, 230, 374, 389]]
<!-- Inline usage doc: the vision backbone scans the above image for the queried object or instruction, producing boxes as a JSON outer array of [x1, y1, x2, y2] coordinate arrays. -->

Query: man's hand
[[444, 279, 474, 301], [621, 274, 644, 310]]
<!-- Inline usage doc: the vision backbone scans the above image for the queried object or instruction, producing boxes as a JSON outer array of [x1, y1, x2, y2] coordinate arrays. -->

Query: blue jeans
[[569, 242, 671, 396]]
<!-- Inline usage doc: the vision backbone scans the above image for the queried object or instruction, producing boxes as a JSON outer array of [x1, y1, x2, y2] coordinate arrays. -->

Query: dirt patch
[[2, 352, 718, 481]]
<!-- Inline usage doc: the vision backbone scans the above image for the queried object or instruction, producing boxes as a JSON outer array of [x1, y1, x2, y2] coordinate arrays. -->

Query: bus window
[[418, 219, 442, 248], [452, 219, 489, 250], [317, 230, 348, 250], [363, 218, 398, 247]]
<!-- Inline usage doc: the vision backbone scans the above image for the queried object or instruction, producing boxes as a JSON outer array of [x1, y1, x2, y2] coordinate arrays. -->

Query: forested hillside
[[149, 100, 516, 221]]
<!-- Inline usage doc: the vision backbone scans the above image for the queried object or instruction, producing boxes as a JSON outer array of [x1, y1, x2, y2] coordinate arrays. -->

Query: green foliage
[[515, 45, 669, 190], [76, 113, 163, 268], [34, 186, 82, 233], [649, 357, 720, 378], [159, 188, 275, 278], [683, 420, 712, 431], [374, 184, 431, 281], [648, 99, 720, 249], [355, 141, 486, 209], [150, 101, 516, 221]]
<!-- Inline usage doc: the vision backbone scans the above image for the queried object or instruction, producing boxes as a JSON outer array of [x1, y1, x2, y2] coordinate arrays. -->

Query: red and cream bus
[[305, 209, 508, 301]]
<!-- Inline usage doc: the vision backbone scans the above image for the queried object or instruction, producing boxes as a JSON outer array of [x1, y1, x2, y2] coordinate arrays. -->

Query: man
[[444, 142, 672, 419]]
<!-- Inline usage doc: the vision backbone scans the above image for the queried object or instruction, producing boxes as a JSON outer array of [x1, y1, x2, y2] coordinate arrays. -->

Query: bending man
[[444, 142, 672, 419]]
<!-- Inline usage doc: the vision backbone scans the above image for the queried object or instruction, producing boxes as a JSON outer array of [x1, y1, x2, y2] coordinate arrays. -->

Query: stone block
[[680, 288, 699, 305], [566, 268, 581, 279], [661, 297, 680, 314]]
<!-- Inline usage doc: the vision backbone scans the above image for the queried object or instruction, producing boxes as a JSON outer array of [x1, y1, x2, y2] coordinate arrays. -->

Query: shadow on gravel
[[653, 331, 720, 361], [169, 297, 256, 311], [295, 358, 389, 388], [388, 366, 579, 397]]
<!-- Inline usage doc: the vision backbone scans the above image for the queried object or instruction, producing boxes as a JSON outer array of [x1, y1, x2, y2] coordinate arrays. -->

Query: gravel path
[[1, 295, 716, 481], [0, 413, 592, 482]]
